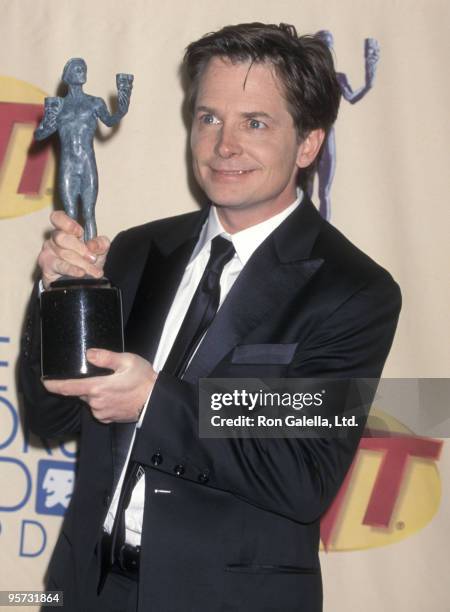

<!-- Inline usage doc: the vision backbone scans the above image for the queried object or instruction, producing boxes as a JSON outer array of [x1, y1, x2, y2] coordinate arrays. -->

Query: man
[[20, 23, 401, 612]]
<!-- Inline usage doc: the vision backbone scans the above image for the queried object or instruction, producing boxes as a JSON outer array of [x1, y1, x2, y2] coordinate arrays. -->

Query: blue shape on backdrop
[[0, 395, 19, 450], [309, 31, 380, 220], [35, 459, 75, 516], [0, 457, 32, 511]]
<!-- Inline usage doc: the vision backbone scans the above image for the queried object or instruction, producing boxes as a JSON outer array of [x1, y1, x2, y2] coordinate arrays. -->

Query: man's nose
[[215, 124, 243, 158]]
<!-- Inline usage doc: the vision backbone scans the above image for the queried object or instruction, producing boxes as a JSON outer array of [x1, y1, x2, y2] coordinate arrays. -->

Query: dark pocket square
[[231, 343, 298, 365]]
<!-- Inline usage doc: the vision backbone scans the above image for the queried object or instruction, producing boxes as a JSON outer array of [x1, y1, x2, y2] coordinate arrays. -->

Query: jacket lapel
[[183, 197, 325, 383], [125, 240, 195, 362], [124, 208, 208, 363]]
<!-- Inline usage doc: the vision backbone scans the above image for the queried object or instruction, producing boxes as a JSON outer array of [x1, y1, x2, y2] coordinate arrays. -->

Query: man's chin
[[202, 186, 248, 208], [211, 199, 247, 209]]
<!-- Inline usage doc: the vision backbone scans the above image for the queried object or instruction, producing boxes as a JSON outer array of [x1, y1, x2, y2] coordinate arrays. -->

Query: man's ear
[[296, 129, 326, 168]]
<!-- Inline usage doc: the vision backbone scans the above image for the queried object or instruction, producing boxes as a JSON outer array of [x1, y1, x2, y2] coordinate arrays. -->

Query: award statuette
[[35, 58, 133, 379]]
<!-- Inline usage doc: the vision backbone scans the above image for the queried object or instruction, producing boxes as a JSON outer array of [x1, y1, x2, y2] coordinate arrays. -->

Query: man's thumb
[[86, 235, 110, 255], [86, 348, 119, 370]]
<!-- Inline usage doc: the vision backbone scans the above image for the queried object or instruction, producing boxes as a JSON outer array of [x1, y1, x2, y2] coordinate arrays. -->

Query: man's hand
[[38, 211, 110, 289], [42, 349, 157, 424]]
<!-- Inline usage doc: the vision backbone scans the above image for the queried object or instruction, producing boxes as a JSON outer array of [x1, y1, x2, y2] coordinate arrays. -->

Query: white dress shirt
[[104, 191, 303, 545]]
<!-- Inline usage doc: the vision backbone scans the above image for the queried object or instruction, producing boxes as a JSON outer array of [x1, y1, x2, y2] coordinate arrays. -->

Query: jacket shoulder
[[316, 220, 400, 291], [114, 209, 204, 245], [105, 209, 204, 278]]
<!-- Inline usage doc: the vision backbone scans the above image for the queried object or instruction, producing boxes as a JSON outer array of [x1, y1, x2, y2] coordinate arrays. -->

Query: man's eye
[[200, 114, 219, 125], [248, 119, 266, 129]]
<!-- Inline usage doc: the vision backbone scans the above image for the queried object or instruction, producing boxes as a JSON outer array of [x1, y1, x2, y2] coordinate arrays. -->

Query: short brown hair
[[183, 22, 341, 141]]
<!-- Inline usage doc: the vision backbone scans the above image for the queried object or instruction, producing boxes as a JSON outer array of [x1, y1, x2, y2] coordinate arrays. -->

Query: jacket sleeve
[[132, 273, 401, 524], [18, 283, 83, 438]]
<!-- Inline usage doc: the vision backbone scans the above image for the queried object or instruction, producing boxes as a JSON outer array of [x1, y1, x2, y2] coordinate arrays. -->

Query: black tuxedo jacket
[[20, 197, 401, 612]]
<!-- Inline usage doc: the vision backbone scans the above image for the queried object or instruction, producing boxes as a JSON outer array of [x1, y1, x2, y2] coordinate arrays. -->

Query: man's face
[[190, 57, 319, 228]]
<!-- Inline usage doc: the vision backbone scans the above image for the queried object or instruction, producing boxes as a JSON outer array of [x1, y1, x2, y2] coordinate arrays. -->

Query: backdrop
[[0, 1, 449, 610]]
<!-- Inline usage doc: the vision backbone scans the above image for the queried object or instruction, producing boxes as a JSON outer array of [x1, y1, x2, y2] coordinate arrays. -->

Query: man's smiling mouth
[[210, 168, 255, 175]]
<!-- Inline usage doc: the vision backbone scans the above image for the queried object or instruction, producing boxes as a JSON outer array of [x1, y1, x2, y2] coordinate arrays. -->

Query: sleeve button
[[151, 452, 163, 466], [173, 464, 185, 476]]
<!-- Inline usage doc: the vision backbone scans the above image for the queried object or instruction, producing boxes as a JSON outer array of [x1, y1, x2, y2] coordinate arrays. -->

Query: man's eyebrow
[[195, 106, 273, 120], [195, 105, 215, 114], [240, 111, 272, 120]]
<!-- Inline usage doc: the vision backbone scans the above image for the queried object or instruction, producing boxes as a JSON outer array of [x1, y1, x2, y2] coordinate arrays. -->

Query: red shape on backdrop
[[360, 435, 442, 527], [0, 101, 50, 195]]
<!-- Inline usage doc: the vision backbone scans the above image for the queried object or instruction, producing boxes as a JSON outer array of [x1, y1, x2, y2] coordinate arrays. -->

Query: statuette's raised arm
[[96, 73, 133, 127]]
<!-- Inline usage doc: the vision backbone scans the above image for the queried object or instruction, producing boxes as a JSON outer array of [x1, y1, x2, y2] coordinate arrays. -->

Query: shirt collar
[[191, 189, 303, 266]]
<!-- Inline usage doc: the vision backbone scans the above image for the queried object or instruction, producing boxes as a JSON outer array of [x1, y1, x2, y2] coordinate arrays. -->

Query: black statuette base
[[40, 277, 124, 379]]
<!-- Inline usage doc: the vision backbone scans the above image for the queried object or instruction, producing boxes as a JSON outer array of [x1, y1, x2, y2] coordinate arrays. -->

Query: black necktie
[[107, 235, 235, 566], [108, 439, 143, 565], [163, 235, 235, 378]]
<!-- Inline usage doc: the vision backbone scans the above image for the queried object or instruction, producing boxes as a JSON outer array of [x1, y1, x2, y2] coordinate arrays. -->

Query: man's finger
[[54, 259, 94, 278], [52, 231, 97, 262], [50, 211, 84, 238], [86, 348, 125, 371], [43, 377, 98, 396], [51, 247, 103, 278], [86, 235, 111, 256]]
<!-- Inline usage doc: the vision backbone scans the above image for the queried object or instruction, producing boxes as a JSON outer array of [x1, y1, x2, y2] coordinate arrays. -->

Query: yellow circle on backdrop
[[320, 408, 442, 552]]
